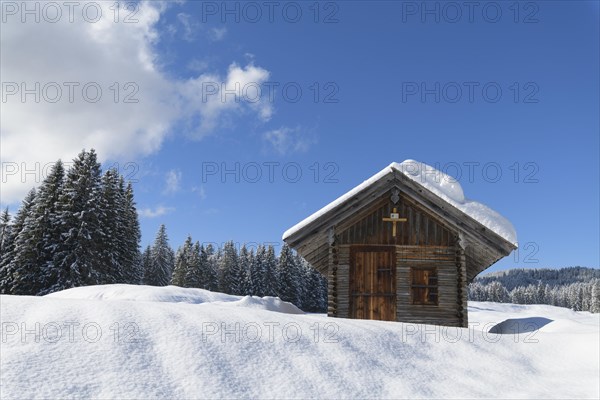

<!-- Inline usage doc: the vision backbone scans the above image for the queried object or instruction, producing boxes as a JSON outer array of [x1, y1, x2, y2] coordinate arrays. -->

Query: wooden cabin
[[283, 161, 517, 327]]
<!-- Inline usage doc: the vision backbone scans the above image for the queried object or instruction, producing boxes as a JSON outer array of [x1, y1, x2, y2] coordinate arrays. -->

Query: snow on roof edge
[[282, 160, 518, 247], [282, 163, 395, 241]]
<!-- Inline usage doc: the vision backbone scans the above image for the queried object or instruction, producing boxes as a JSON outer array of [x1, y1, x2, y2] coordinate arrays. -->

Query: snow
[[2, 284, 598, 399], [47, 284, 304, 314], [46, 284, 240, 304], [282, 160, 518, 246]]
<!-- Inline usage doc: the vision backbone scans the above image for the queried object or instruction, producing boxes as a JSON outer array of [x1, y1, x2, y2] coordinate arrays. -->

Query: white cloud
[[178, 62, 273, 138], [262, 126, 314, 155], [1, 1, 273, 204], [192, 185, 207, 200], [138, 205, 175, 218], [163, 169, 182, 195], [176, 13, 225, 42], [209, 27, 227, 41], [176, 13, 197, 41]]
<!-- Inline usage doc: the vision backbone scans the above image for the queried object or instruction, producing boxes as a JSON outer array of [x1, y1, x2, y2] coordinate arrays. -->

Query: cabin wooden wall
[[330, 191, 466, 327], [336, 194, 454, 247], [334, 245, 463, 326], [396, 245, 462, 326]]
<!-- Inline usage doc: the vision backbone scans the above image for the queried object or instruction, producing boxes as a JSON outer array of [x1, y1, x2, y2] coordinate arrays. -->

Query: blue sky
[[1, 1, 598, 272]]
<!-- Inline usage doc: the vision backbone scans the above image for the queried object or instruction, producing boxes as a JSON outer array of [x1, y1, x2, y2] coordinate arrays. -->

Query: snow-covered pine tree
[[536, 281, 546, 304], [510, 286, 526, 304], [276, 244, 300, 306], [8, 203, 41, 295], [141, 245, 152, 283], [568, 284, 583, 311], [468, 282, 484, 301], [238, 245, 253, 295], [203, 244, 219, 291], [0, 208, 11, 257], [0, 207, 12, 291], [554, 286, 567, 308], [581, 283, 592, 311], [184, 241, 202, 288], [52, 150, 105, 291], [146, 224, 175, 286], [218, 241, 241, 294], [298, 257, 324, 312], [11, 161, 65, 295], [171, 236, 193, 287], [36, 161, 67, 294], [590, 279, 600, 313], [524, 284, 537, 304], [121, 181, 142, 284], [0, 189, 37, 294], [263, 245, 278, 297], [488, 281, 508, 303], [98, 168, 123, 284], [294, 253, 310, 309], [546, 286, 556, 306], [251, 244, 267, 297]]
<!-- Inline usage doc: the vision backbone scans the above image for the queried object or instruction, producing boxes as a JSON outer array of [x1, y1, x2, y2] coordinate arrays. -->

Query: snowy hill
[[2, 285, 599, 399]]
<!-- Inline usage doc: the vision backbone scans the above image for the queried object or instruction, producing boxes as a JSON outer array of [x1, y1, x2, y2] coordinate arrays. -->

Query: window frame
[[410, 267, 439, 306]]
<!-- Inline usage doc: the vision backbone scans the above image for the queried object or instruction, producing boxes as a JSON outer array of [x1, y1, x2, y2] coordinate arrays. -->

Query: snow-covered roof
[[283, 160, 517, 246]]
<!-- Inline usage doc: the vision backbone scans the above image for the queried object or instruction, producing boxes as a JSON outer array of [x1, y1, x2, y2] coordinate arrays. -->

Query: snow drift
[[46, 284, 303, 314], [2, 285, 598, 399]]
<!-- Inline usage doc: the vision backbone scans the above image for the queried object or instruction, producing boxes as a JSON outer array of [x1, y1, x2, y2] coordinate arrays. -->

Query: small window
[[411, 267, 438, 305]]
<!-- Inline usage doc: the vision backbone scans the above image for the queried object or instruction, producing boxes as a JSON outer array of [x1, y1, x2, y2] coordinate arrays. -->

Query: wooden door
[[350, 246, 396, 321]]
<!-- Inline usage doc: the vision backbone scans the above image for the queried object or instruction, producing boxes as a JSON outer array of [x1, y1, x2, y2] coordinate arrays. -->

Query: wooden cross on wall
[[382, 208, 407, 237]]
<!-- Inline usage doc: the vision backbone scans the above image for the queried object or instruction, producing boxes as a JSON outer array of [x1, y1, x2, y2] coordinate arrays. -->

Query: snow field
[[1, 285, 598, 399]]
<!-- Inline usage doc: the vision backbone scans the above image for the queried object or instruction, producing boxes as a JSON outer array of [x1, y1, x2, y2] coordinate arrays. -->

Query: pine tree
[[569, 284, 583, 311], [98, 168, 123, 284], [294, 253, 309, 309], [251, 244, 267, 297], [141, 245, 152, 283], [145, 224, 175, 286], [298, 258, 323, 312], [52, 150, 105, 291], [487, 281, 508, 303], [0, 189, 36, 294], [262, 245, 278, 296], [238, 245, 253, 295], [12, 161, 66, 295], [8, 205, 41, 295], [581, 283, 592, 311], [121, 181, 142, 283], [524, 284, 536, 304], [218, 241, 241, 294], [536, 281, 546, 304], [203, 244, 219, 291], [172, 236, 193, 287], [0, 208, 11, 257], [590, 280, 600, 313], [184, 241, 202, 288], [276, 244, 300, 305]]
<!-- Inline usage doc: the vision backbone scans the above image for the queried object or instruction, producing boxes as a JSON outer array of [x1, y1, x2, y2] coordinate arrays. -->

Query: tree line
[[469, 267, 600, 313], [142, 225, 327, 312], [0, 150, 326, 312]]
